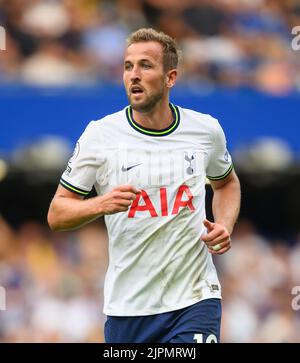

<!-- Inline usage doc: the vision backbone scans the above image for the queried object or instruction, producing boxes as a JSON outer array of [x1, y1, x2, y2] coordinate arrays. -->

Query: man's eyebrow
[[124, 58, 154, 63], [140, 59, 154, 63]]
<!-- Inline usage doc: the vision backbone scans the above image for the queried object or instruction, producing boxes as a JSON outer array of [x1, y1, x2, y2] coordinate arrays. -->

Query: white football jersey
[[60, 104, 233, 316]]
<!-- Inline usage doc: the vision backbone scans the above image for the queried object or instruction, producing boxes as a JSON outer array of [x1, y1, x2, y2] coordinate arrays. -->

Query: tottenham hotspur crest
[[184, 152, 195, 175]]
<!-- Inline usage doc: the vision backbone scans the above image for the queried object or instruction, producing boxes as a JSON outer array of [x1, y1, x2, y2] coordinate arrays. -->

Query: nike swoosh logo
[[121, 163, 142, 172]]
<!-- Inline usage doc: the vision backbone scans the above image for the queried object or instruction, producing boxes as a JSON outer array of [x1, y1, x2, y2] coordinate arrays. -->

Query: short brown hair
[[126, 28, 180, 72]]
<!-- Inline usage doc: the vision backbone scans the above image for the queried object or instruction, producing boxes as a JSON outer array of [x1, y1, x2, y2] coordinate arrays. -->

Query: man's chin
[[128, 92, 163, 113], [130, 100, 150, 113]]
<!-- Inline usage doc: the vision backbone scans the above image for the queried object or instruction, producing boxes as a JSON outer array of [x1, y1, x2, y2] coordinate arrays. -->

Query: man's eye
[[125, 64, 132, 70], [143, 64, 151, 69]]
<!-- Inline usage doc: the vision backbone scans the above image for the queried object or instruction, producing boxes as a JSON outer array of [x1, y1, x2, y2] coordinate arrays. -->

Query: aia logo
[[128, 184, 195, 218]]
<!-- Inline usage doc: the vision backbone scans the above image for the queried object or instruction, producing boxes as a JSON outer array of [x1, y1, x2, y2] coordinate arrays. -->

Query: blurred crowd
[[0, 215, 299, 342], [0, 216, 108, 342], [0, 0, 300, 94]]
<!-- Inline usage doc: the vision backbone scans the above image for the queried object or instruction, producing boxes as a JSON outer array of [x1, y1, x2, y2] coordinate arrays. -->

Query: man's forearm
[[212, 177, 241, 234], [48, 196, 102, 231], [48, 184, 139, 231]]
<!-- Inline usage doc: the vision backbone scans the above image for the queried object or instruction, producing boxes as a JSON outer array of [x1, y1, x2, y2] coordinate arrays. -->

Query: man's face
[[123, 41, 167, 113]]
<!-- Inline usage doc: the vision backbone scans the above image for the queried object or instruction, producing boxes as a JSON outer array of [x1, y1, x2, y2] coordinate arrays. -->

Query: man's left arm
[[202, 170, 241, 255]]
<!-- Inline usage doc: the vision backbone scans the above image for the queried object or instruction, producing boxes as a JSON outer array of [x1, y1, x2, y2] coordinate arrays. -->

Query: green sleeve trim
[[207, 164, 234, 181], [60, 178, 90, 196]]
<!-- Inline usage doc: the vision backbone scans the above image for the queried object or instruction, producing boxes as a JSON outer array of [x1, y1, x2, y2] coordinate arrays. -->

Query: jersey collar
[[125, 103, 180, 137]]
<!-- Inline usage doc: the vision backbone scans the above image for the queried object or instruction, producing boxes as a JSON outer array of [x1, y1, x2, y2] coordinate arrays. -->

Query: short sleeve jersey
[[60, 104, 233, 316]]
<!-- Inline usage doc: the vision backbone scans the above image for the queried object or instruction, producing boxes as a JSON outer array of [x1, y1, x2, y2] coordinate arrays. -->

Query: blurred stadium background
[[1, 0, 300, 342]]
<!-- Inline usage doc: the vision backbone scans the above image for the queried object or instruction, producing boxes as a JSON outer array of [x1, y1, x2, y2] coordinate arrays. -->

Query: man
[[48, 28, 241, 343]]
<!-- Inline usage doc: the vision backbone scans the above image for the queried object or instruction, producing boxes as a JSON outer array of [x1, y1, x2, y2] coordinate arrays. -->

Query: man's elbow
[[47, 207, 78, 232], [47, 204, 63, 231], [47, 209, 58, 231]]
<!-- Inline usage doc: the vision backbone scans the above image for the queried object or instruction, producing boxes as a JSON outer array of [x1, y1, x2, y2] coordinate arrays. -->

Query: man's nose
[[130, 66, 141, 81]]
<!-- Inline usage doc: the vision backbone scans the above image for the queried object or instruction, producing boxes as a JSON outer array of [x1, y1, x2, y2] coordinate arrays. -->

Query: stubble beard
[[128, 88, 164, 113]]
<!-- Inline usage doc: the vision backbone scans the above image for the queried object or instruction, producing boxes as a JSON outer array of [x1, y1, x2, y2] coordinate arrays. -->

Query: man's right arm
[[47, 184, 140, 231]]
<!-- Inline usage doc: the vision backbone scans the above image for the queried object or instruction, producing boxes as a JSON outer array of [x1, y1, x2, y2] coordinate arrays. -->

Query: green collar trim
[[126, 103, 180, 137]]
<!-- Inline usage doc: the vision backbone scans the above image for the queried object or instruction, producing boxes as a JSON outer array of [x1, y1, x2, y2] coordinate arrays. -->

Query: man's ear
[[166, 69, 177, 88]]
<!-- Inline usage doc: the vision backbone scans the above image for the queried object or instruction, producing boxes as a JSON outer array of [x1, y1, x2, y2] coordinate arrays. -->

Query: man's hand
[[201, 219, 231, 255], [97, 185, 141, 215]]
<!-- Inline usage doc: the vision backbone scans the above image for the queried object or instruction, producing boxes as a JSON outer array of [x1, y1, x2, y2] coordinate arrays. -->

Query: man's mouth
[[130, 86, 144, 95]]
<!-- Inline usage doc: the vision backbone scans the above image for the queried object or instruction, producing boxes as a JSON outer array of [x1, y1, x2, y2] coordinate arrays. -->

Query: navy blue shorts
[[104, 298, 222, 343]]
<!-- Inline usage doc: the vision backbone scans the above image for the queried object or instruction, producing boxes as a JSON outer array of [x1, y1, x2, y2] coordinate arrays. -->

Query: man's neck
[[132, 99, 173, 130]]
